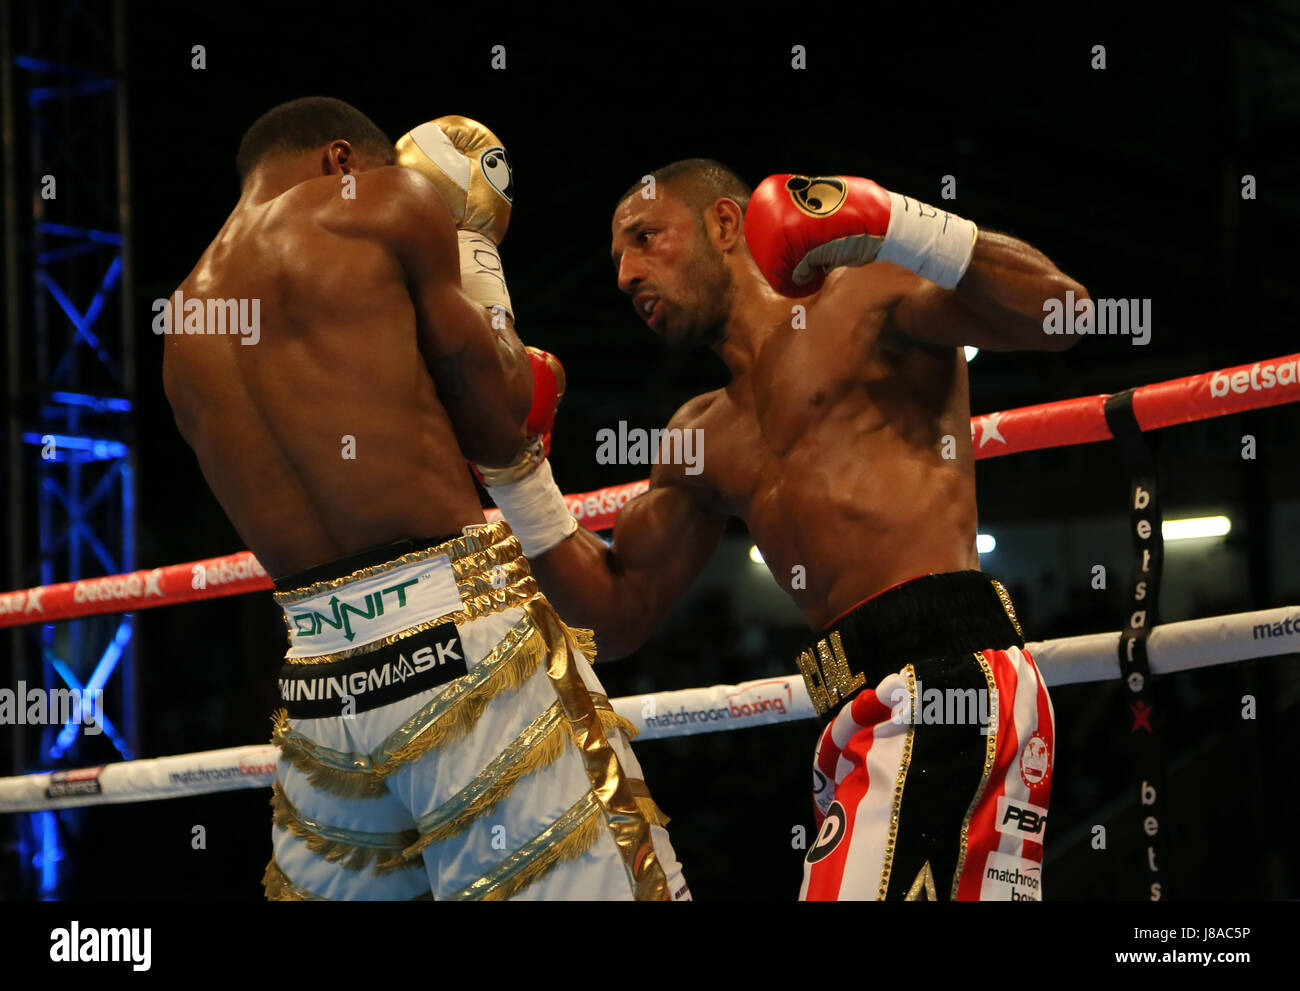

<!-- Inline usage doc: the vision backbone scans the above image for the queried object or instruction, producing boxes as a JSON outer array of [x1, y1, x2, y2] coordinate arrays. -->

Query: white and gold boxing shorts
[[262, 521, 689, 901]]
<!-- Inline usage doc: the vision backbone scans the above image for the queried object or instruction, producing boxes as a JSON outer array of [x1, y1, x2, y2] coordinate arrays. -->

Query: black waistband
[[796, 571, 1024, 720], [272, 534, 462, 593], [277, 619, 468, 718]]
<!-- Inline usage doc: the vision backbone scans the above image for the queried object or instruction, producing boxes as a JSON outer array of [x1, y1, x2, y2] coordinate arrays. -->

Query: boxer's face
[[611, 191, 733, 348]]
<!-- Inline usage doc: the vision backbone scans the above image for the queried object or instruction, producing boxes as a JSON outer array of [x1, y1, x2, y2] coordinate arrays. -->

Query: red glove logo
[[785, 175, 848, 217]]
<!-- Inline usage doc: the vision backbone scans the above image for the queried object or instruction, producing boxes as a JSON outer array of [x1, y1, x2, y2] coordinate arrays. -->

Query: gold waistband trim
[[443, 790, 606, 901], [270, 781, 421, 874], [274, 521, 518, 606], [273, 614, 549, 798]]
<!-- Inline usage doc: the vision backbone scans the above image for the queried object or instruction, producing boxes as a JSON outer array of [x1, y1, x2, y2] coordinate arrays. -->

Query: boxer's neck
[[711, 254, 790, 377], [238, 154, 339, 205]]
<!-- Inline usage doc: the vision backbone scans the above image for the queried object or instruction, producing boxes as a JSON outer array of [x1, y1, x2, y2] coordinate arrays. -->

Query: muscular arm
[[887, 230, 1089, 352], [530, 475, 726, 658], [526, 398, 726, 658], [381, 167, 532, 466]]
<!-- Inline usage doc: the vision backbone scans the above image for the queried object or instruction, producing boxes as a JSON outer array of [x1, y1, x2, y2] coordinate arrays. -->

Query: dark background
[[3, 0, 1300, 899]]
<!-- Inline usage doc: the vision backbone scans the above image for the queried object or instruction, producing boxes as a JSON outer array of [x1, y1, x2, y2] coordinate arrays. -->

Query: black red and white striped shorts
[[794, 571, 1054, 901]]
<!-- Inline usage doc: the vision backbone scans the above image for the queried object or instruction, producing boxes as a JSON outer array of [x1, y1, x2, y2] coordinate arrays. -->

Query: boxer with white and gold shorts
[[265, 522, 687, 901], [163, 98, 687, 900]]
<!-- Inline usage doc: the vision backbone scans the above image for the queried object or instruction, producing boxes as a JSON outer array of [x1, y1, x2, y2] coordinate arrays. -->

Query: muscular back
[[660, 264, 979, 629], [163, 169, 486, 577]]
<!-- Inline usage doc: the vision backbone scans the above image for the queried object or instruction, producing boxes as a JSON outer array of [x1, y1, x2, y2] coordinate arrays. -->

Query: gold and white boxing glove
[[396, 116, 515, 318]]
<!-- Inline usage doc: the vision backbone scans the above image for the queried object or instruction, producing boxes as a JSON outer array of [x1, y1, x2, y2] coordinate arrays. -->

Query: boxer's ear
[[323, 139, 355, 176], [709, 197, 746, 252]]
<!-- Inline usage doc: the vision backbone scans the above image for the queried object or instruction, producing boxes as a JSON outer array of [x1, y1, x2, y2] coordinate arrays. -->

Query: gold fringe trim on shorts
[[565, 623, 598, 663], [374, 622, 547, 771], [378, 701, 652, 871], [527, 598, 671, 900], [262, 858, 433, 901], [626, 777, 671, 827], [589, 694, 640, 740], [262, 858, 325, 901], [270, 617, 548, 800], [271, 711, 385, 801], [445, 791, 606, 901], [270, 782, 421, 874], [379, 702, 570, 869]]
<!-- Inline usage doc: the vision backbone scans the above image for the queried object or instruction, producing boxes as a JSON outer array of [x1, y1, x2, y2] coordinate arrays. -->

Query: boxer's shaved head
[[236, 96, 395, 181], [619, 159, 751, 224]]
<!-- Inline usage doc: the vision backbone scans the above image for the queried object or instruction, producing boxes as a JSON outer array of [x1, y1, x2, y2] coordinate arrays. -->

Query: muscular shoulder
[[647, 390, 726, 498], [666, 389, 725, 431], [313, 166, 456, 242]]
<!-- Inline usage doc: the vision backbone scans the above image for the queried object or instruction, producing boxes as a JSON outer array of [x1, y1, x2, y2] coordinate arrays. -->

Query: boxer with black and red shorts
[[478, 159, 1081, 900], [797, 571, 1053, 900]]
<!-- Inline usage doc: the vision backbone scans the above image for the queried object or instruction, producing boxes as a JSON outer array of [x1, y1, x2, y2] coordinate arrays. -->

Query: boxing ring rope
[[1, 604, 1297, 814], [2, 351, 1299, 814], [4, 352, 1298, 628]]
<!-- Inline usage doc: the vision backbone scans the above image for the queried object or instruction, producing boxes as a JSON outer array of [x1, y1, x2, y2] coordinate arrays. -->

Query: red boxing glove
[[524, 346, 565, 456], [744, 173, 892, 297], [470, 346, 566, 488]]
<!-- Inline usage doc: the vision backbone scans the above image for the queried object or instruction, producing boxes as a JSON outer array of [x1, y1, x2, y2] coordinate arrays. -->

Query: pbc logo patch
[[480, 146, 514, 203], [996, 797, 1048, 838], [806, 801, 847, 864], [785, 175, 847, 217]]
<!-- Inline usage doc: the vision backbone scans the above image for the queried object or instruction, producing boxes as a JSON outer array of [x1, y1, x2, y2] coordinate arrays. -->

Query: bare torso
[[662, 265, 979, 629], [162, 172, 484, 577]]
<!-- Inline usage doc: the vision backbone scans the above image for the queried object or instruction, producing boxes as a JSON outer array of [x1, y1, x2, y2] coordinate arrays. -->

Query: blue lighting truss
[[3, 0, 136, 899]]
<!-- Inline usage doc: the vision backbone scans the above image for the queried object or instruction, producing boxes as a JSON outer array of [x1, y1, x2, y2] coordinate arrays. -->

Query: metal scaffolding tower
[[2, 0, 136, 899]]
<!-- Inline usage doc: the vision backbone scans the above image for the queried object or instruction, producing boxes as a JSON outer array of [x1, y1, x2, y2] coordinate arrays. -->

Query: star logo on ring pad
[[1129, 700, 1154, 733], [976, 411, 1007, 448]]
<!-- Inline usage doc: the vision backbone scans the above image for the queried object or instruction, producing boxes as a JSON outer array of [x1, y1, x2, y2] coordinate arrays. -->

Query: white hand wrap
[[485, 457, 578, 558], [875, 191, 978, 289], [458, 230, 514, 320]]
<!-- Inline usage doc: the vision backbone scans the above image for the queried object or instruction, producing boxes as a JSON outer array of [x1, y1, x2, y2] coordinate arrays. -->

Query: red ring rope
[[2, 351, 1297, 628]]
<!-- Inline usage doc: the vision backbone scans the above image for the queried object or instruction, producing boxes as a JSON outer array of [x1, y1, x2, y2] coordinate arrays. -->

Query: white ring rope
[[1, 605, 1295, 814]]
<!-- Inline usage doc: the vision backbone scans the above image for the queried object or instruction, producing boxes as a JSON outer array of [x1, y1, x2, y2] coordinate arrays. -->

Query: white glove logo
[[480, 146, 514, 203]]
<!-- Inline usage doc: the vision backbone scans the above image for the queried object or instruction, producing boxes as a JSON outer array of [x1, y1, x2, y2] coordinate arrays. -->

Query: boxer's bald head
[[236, 96, 395, 184]]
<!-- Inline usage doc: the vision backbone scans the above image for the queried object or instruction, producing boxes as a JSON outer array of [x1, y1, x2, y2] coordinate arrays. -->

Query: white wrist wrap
[[457, 230, 514, 320], [485, 457, 578, 558], [876, 191, 978, 289]]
